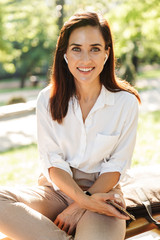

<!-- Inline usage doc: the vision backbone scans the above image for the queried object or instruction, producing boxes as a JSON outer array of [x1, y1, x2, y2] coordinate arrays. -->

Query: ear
[[64, 54, 68, 64]]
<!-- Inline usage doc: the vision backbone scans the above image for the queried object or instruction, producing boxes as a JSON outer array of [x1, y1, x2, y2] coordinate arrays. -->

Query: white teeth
[[78, 67, 93, 72]]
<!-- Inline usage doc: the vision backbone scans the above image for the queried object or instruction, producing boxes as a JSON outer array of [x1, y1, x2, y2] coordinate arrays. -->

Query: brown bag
[[120, 165, 160, 228]]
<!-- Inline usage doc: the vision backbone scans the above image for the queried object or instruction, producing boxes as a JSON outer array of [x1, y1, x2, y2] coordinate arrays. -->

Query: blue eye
[[72, 47, 81, 52], [91, 47, 100, 52]]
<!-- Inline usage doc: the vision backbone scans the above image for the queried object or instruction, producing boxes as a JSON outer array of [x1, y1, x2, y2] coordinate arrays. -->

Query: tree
[[107, 0, 160, 83], [64, 0, 160, 83], [0, 0, 16, 77], [1, 0, 159, 86], [56, 0, 65, 32], [0, 0, 58, 87]]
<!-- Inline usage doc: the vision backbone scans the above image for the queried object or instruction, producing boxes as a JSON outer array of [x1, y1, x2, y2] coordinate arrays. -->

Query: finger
[[54, 218, 59, 226], [62, 223, 70, 233], [57, 221, 64, 229], [67, 224, 76, 235], [107, 204, 130, 220], [116, 212, 130, 220], [114, 193, 123, 206], [114, 208, 130, 220], [114, 193, 121, 201], [54, 215, 65, 229], [105, 192, 122, 201], [97, 192, 115, 201], [113, 194, 126, 208], [115, 199, 125, 208]]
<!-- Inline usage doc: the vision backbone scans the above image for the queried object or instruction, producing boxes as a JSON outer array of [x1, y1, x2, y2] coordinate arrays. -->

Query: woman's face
[[66, 25, 108, 87]]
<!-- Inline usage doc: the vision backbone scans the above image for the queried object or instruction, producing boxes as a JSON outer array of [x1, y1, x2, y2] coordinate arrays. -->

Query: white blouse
[[36, 85, 139, 190]]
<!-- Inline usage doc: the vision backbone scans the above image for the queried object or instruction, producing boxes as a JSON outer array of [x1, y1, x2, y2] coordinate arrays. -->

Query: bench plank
[[126, 228, 160, 239], [125, 214, 160, 239]]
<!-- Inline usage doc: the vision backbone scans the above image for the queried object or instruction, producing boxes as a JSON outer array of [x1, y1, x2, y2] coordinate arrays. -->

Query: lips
[[77, 67, 94, 72]]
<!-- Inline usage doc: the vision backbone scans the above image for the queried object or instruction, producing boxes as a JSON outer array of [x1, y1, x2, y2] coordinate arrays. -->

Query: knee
[[75, 211, 126, 240], [0, 187, 17, 217], [0, 187, 16, 202], [0, 187, 8, 199]]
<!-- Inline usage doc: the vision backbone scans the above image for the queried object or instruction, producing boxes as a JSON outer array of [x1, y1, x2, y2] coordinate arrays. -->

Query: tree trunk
[[56, 0, 65, 31], [20, 75, 26, 88]]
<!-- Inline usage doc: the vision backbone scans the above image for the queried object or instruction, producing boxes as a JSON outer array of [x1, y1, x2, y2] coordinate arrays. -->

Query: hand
[[109, 187, 126, 208], [54, 202, 86, 235], [79, 192, 130, 220]]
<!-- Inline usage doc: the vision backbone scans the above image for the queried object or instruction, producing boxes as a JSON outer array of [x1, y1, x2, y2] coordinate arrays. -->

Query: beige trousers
[[0, 169, 126, 240]]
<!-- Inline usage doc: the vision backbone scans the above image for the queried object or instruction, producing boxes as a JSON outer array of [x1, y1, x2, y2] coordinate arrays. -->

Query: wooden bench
[[125, 213, 160, 239], [127, 228, 160, 239], [1, 214, 160, 240]]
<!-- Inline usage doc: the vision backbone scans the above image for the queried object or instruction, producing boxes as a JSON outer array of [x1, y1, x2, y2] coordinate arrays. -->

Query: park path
[[0, 78, 160, 152]]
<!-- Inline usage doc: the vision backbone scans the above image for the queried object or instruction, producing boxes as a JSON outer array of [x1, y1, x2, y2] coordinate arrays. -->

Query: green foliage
[[107, 0, 160, 82], [0, 0, 14, 69], [56, 0, 160, 84], [0, 0, 58, 86], [0, 0, 160, 86]]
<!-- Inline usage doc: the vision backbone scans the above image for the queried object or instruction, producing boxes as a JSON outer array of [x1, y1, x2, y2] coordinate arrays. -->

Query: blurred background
[[0, 0, 160, 186]]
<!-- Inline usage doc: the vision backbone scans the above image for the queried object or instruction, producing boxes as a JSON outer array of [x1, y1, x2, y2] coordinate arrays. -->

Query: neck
[[75, 81, 102, 103]]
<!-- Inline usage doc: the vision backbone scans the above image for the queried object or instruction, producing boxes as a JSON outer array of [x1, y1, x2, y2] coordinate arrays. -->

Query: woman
[[0, 12, 140, 240]]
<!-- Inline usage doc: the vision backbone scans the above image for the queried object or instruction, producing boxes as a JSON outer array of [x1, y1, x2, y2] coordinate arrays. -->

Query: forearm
[[49, 167, 87, 205], [88, 172, 120, 194], [49, 167, 128, 219]]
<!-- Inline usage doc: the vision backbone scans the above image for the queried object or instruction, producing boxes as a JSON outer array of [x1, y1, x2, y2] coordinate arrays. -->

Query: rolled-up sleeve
[[36, 89, 73, 189], [100, 96, 139, 180]]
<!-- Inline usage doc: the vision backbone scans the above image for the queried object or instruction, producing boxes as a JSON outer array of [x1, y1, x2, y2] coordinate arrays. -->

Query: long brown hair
[[49, 11, 140, 123]]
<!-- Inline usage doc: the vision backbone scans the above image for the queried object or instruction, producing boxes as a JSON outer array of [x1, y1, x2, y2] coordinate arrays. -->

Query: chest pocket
[[93, 133, 120, 161]]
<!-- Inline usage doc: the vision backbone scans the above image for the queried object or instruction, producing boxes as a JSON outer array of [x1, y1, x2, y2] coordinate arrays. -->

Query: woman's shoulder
[[37, 85, 51, 106], [114, 90, 139, 106], [39, 85, 51, 97]]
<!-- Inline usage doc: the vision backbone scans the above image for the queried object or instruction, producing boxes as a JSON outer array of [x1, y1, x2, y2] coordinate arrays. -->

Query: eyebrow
[[69, 43, 103, 47]]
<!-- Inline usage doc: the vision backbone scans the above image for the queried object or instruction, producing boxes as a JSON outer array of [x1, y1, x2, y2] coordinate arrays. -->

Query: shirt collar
[[70, 85, 115, 112], [98, 85, 115, 107]]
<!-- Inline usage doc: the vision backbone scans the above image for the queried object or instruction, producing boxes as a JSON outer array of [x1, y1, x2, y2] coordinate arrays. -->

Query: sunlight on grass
[[137, 68, 160, 80], [0, 85, 42, 94], [132, 111, 160, 167], [0, 144, 39, 186]]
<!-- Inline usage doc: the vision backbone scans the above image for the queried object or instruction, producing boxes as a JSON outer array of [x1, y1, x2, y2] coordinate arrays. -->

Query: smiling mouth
[[77, 67, 95, 72]]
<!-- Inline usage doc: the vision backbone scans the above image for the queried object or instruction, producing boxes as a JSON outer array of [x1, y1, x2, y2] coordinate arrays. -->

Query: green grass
[[137, 68, 160, 80], [135, 67, 160, 92], [0, 85, 42, 94], [0, 77, 20, 83], [0, 111, 160, 186], [132, 110, 160, 166], [0, 101, 6, 107], [0, 144, 39, 186]]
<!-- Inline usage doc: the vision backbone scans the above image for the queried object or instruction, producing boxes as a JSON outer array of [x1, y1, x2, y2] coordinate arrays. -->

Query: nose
[[81, 51, 91, 64]]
